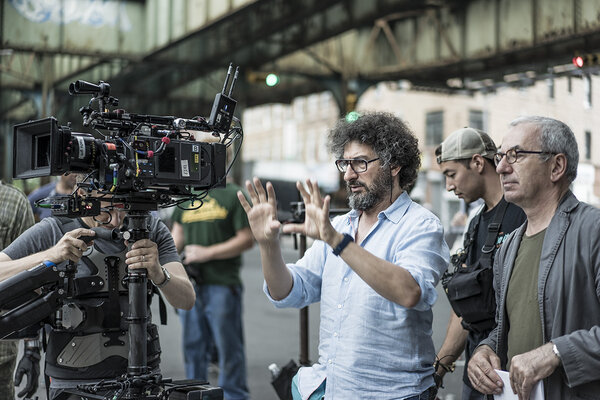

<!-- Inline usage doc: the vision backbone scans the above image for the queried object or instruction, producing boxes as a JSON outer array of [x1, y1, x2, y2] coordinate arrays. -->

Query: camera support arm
[[0, 262, 67, 339], [0, 227, 113, 339]]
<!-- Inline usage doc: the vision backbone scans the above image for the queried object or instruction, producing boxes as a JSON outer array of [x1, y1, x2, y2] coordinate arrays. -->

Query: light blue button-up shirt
[[265, 192, 449, 399]]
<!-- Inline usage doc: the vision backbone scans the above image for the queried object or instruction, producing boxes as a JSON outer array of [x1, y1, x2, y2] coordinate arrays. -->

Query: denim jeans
[[179, 284, 249, 400], [404, 386, 437, 400], [462, 382, 487, 400]]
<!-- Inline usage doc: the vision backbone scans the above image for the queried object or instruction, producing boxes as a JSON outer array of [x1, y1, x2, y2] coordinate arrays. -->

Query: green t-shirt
[[171, 184, 249, 285], [506, 228, 546, 366]]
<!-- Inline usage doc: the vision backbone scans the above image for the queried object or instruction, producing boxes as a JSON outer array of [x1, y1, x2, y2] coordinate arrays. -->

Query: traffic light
[[265, 73, 279, 87], [345, 111, 360, 122], [246, 70, 280, 86], [573, 53, 600, 68]]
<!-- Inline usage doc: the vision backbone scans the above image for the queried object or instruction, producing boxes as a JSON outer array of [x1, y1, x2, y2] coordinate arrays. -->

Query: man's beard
[[346, 169, 392, 211]]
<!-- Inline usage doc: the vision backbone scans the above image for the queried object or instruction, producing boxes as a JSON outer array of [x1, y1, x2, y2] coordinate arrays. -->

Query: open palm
[[238, 177, 282, 245]]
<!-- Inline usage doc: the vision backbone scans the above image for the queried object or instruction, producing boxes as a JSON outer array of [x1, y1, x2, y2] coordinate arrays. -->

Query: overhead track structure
[[2, 0, 600, 126]]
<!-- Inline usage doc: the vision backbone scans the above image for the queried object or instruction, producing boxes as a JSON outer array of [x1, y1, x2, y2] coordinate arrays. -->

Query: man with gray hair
[[467, 116, 600, 399]]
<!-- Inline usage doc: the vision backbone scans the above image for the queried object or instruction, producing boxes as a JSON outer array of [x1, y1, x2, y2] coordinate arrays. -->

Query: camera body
[[13, 116, 226, 194], [13, 65, 240, 218]]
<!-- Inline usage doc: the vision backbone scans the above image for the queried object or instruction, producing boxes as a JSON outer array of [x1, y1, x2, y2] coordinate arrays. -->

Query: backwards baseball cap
[[436, 127, 497, 164]]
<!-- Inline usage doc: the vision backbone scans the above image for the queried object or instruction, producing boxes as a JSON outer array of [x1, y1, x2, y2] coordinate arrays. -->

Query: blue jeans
[[462, 382, 487, 400], [179, 284, 249, 400], [403, 386, 437, 400]]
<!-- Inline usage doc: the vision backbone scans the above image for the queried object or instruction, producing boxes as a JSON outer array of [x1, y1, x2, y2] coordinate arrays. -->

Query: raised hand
[[238, 177, 282, 245], [282, 179, 338, 244]]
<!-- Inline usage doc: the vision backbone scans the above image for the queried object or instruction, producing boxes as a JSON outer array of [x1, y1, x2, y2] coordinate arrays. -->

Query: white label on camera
[[192, 145, 199, 153], [77, 136, 85, 159], [181, 160, 190, 177]]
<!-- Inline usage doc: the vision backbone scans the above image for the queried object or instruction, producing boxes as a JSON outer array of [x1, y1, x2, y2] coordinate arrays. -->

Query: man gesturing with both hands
[[238, 112, 448, 400]]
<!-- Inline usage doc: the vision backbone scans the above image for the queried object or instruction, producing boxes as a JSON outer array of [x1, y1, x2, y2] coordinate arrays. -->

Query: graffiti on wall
[[9, 0, 133, 31]]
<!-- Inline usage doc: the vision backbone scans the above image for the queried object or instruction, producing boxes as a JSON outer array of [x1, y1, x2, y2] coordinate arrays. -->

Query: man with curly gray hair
[[239, 111, 449, 399]]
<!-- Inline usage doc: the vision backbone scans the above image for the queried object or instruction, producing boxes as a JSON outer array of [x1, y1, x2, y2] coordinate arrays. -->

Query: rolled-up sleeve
[[394, 217, 449, 311]]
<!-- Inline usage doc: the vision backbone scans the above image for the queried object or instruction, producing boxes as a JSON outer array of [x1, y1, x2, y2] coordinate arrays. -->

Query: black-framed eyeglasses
[[494, 148, 556, 166], [335, 157, 380, 173]]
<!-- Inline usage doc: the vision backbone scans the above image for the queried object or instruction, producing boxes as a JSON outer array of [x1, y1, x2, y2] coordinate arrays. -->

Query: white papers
[[493, 369, 544, 400]]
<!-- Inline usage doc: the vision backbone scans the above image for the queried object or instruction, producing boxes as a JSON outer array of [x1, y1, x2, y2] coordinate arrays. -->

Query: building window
[[468, 110, 484, 130], [426, 111, 444, 146], [585, 74, 592, 108], [547, 77, 555, 99], [585, 130, 592, 160]]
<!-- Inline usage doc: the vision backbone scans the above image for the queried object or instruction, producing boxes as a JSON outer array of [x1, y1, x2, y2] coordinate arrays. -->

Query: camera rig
[[1, 64, 244, 399], [13, 63, 242, 216]]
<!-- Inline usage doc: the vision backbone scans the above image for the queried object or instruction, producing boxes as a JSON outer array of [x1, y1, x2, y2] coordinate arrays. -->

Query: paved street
[[21, 236, 462, 399]]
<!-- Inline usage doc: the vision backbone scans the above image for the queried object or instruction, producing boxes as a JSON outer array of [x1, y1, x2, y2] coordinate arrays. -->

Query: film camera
[[0, 65, 243, 399], [13, 64, 241, 216]]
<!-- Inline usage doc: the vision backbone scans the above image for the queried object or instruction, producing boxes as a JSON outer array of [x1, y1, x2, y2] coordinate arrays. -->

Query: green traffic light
[[266, 73, 279, 87], [346, 111, 360, 122]]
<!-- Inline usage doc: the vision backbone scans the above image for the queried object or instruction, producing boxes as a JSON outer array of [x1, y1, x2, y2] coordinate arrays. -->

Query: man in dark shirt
[[434, 127, 525, 400]]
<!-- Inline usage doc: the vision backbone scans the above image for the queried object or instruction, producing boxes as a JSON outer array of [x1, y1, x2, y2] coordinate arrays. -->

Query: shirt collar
[[346, 191, 411, 225]]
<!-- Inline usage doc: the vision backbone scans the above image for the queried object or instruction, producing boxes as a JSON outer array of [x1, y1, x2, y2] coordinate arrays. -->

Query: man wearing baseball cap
[[433, 127, 525, 400]]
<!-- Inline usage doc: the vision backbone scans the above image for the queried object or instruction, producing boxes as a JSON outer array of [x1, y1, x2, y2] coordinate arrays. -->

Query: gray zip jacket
[[480, 191, 600, 399]]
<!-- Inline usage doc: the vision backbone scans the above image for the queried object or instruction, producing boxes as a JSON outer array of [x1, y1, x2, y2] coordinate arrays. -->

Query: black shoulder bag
[[442, 199, 508, 333]]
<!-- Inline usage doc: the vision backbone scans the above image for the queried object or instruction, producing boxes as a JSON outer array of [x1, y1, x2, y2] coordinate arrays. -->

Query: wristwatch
[[552, 342, 562, 363], [153, 266, 171, 288]]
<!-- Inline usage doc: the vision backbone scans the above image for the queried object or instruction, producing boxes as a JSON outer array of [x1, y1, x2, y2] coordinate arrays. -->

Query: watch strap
[[154, 266, 171, 288], [332, 233, 353, 256]]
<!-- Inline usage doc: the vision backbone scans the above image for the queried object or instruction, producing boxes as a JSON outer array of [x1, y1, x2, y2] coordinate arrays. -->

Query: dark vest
[[44, 217, 161, 380]]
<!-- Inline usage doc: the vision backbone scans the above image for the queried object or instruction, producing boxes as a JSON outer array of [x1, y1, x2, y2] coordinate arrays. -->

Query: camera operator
[[0, 178, 195, 399], [0, 182, 35, 400], [434, 128, 525, 399]]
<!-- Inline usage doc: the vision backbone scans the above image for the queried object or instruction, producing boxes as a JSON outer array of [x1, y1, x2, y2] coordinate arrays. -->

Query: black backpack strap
[[479, 198, 509, 268], [152, 285, 168, 325], [53, 216, 83, 235], [462, 207, 483, 256]]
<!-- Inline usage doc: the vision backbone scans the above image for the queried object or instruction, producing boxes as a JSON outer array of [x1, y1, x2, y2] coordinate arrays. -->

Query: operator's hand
[[509, 343, 559, 400], [14, 343, 40, 398], [45, 228, 95, 264], [238, 177, 281, 245], [282, 180, 338, 244], [184, 244, 213, 264], [125, 239, 161, 282], [467, 345, 503, 395]]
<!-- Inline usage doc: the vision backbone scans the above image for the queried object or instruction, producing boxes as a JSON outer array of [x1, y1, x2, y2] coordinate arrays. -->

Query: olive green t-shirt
[[171, 184, 249, 285], [506, 228, 546, 367]]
